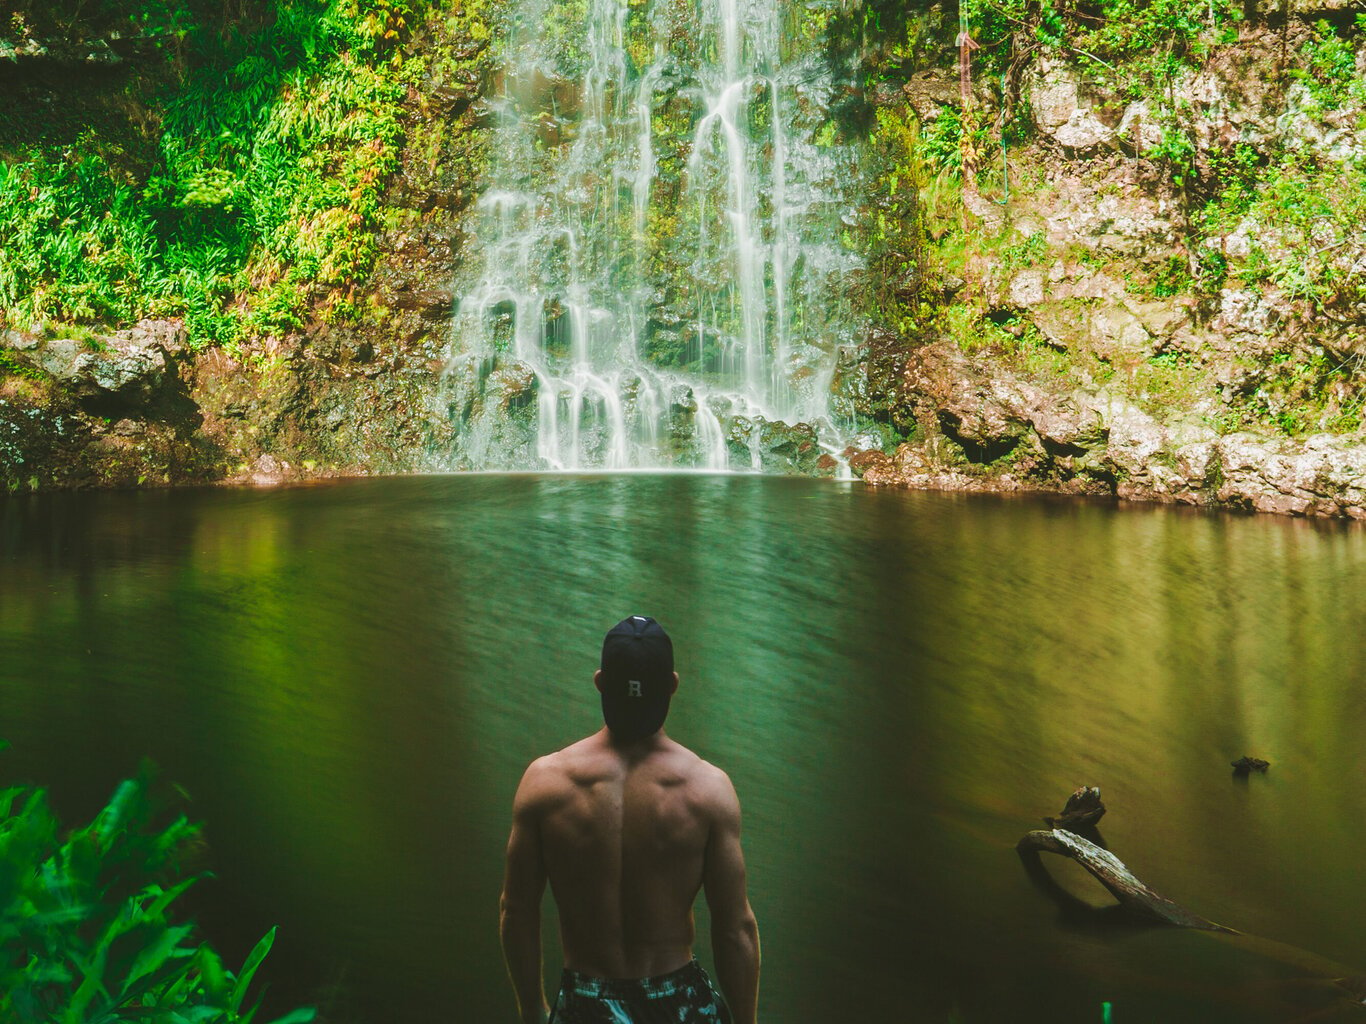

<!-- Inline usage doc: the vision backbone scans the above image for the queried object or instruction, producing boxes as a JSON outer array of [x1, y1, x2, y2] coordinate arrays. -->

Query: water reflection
[[2, 478, 1365, 1022]]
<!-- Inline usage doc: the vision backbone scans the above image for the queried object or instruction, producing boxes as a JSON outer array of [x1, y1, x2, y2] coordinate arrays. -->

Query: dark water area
[[3, 475, 1366, 1023]]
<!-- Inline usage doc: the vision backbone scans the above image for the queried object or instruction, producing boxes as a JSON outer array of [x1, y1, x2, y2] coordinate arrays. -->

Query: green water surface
[[2, 475, 1365, 1022]]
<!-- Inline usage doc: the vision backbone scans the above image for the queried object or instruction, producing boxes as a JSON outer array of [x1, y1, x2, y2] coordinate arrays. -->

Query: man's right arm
[[702, 770, 760, 1024], [501, 762, 551, 1024]]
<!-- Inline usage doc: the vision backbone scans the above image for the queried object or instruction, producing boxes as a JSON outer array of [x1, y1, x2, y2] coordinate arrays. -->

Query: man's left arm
[[500, 766, 550, 1024], [701, 769, 760, 1024]]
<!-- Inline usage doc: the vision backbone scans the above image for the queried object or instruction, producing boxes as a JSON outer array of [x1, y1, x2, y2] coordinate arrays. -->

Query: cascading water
[[447, 0, 864, 471]]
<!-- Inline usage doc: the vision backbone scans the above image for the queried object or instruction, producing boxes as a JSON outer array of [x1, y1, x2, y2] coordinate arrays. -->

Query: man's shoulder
[[659, 742, 737, 808], [525, 732, 601, 770], [513, 745, 582, 810], [517, 734, 610, 794]]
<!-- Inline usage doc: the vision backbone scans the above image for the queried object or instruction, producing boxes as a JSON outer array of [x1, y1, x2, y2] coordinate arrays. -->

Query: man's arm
[[500, 764, 551, 1024], [702, 770, 760, 1024]]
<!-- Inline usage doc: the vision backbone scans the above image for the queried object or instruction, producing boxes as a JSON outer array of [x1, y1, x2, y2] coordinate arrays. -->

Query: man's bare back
[[500, 617, 759, 1024]]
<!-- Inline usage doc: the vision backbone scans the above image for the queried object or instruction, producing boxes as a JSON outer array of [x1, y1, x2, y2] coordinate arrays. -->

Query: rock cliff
[[850, 6, 1366, 517], [3, 1, 1366, 517]]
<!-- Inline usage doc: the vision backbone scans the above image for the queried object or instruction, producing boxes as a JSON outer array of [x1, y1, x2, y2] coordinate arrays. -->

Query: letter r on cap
[[628, 680, 642, 697]]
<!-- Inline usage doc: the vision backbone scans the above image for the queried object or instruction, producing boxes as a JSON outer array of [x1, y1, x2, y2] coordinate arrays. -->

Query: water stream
[[447, 0, 863, 470]]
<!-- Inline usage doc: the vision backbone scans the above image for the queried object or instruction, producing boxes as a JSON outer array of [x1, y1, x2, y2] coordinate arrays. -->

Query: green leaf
[[29, 904, 95, 928], [112, 950, 204, 1017], [147, 876, 199, 919], [197, 945, 229, 1000], [66, 946, 112, 1021], [92, 778, 142, 845], [0, 784, 23, 819], [229, 927, 276, 1014], [122, 922, 194, 992], [262, 1009, 317, 1024]]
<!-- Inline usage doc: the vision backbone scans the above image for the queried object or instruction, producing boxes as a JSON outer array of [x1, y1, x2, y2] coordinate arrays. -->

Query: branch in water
[[1017, 828, 1234, 932]]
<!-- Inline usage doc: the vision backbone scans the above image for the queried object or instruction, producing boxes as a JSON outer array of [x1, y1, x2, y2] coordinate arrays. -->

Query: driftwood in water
[[1232, 756, 1270, 774], [1017, 828, 1234, 932], [1021, 792, 1366, 1012], [1043, 785, 1106, 831]]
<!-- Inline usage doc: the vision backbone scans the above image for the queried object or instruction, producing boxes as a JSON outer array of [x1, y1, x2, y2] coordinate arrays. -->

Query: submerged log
[[1017, 828, 1234, 932]]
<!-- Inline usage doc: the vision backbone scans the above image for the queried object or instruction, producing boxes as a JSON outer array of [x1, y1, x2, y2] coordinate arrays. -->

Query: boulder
[[1028, 60, 1119, 152], [1089, 305, 1154, 361], [1117, 99, 1164, 153], [1008, 270, 1046, 308], [902, 71, 962, 119], [2, 320, 190, 415], [848, 448, 893, 478], [859, 337, 1366, 518], [1043, 186, 1179, 258]]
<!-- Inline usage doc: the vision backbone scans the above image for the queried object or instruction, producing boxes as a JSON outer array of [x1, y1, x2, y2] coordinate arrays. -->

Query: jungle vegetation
[[0, 0, 440, 349]]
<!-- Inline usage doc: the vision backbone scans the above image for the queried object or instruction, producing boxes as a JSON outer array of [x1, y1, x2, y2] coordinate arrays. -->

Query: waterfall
[[447, 0, 863, 472]]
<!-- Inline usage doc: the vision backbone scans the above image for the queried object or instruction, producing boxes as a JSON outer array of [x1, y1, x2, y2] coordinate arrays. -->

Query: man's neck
[[599, 726, 669, 759]]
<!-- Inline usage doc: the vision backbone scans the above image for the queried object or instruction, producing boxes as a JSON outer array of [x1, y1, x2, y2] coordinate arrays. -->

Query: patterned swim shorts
[[548, 958, 732, 1024]]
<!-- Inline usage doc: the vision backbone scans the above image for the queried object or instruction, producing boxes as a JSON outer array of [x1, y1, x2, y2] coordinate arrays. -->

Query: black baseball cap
[[600, 615, 674, 740]]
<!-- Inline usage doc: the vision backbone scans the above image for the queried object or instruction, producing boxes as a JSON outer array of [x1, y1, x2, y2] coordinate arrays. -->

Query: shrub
[[1294, 20, 1362, 110], [963, 0, 1242, 95]]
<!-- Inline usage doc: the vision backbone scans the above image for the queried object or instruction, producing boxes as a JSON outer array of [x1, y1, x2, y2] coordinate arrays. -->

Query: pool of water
[[3, 475, 1366, 1022]]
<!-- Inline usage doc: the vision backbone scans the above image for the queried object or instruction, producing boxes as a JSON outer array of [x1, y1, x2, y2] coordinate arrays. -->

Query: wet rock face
[[486, 361, 538, 410], [900, 343, 1106, 462], [856, 340, 1366, 519], [0, 314, 466, 492], [857, 16, 1366, 519], [190, 342, 456, 484], [725, 416, 827, 474]]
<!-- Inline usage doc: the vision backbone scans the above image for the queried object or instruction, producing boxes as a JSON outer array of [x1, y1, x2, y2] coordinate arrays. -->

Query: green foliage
[[1241, 348, 1366, 435], [0, 349, 48, 381], [1195, 247, 1228, 291], [919, 108, 963, 172], [1294, 20, 1362, 110], [0, 763, 313, 1024], [248, 280, 309, 336], [946, 304, 1072, 384], [998, 230, 1047, 270], [0, 0, 428, 347], [0, 156, 166, 327], [862, 104, 923, 334], [963, 0, 1241, 94], [1147, 120, 1198, 187], [539, 0, 592, 75], [1150, 255, 1191, 297], [1204, 142, 1263, 218], [1224, 154, 1366, 315]]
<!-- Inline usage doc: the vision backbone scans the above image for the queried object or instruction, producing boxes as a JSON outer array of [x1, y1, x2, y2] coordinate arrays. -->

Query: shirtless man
[[500, 616, 760, 1024]]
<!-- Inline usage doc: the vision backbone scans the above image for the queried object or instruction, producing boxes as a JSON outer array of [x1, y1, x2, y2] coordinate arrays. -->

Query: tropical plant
[[0, 746, 313, 1024]]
